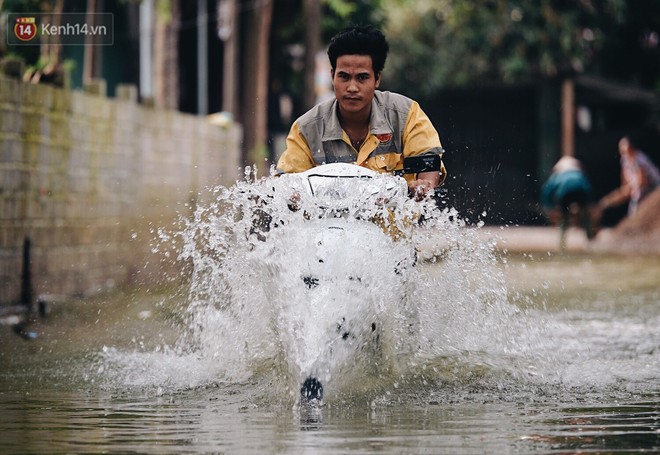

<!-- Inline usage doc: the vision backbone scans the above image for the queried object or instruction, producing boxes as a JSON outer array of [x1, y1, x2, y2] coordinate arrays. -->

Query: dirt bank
[[591, 188, 660, 255]]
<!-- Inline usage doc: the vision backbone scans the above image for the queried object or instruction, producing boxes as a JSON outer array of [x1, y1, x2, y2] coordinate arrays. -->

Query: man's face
[[332, 54, 380, 116]]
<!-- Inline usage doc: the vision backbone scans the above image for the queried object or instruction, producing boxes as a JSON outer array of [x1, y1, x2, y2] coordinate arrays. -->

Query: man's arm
[[402, 102, 446, 198], [276, 122, 316, 174]]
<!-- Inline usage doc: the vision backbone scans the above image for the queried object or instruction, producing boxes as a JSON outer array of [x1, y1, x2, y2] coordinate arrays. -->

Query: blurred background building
[[2, 0, 659, 227]]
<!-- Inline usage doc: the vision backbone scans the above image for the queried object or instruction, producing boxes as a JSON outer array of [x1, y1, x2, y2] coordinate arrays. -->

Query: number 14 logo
[[14, 17, 37, 41]]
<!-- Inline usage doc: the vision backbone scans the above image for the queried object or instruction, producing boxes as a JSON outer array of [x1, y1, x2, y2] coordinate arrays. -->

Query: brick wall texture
[[0, 75, 242, 305]]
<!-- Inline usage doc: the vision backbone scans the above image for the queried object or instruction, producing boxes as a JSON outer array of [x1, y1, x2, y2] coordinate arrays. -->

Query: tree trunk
[[27, 0, 65, 84], [83, 0, 102, 85], [241, 0, 273, 170], [561, 78, 575, 157], [218, 0, 238, 117], [153, 0, 180, 110], [303, 0, 321, 111], [0, 0, 5, 57]]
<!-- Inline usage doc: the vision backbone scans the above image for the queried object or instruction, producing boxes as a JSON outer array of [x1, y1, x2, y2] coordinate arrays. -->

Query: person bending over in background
[[275, 24, 446, 200], [541, 155, 595, 250]]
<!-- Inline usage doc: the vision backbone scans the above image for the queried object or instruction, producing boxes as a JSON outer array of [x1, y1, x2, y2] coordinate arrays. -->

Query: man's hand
[[408, 179, 432, 201], [408, 171, 441, 201]]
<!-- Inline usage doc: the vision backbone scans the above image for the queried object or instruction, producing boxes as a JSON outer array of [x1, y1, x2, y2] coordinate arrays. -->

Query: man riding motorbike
[[274, 24, 448, 402], [275, 24, 447, 202]]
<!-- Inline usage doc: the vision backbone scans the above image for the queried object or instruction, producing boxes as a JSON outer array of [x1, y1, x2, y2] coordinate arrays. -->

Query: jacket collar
[[321, 91, 394, 142]]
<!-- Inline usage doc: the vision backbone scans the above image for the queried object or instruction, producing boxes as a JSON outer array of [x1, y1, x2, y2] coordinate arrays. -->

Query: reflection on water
[[530, 403, 660, 453], [0, 170, 658, 453]]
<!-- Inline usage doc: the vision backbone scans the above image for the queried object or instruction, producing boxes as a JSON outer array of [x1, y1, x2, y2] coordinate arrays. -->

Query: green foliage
[[322, 0, 386, 42], [381, 0, 657, 97], [1, 0, 44, 64], [155, 0, 172, 23], [325, 0, 357, 18], [2, 0, 43, 12]]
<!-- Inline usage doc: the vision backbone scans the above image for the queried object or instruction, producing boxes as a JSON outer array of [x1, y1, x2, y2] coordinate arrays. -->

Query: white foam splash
[[96, 167, 567, 399]]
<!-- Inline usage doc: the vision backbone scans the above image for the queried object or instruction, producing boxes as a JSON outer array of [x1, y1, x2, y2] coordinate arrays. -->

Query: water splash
[[98, 167, 559, 402]]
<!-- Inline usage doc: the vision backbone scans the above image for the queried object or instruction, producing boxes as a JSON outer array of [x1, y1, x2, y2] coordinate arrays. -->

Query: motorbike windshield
[[307, 174, 374, 199]]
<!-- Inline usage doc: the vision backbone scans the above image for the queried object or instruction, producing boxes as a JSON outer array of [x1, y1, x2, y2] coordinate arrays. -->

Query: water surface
[[1, 173, 658, 453]]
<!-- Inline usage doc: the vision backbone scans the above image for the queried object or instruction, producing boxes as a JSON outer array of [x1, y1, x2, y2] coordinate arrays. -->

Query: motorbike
[[241, 155, 443, 404]]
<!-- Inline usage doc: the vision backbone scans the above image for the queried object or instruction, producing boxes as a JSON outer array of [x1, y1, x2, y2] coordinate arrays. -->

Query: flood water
[[1, 173, 659, 454]]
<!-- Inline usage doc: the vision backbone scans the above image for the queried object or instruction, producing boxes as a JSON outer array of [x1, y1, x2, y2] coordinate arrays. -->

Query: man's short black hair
[[327, 24, 389, 74]]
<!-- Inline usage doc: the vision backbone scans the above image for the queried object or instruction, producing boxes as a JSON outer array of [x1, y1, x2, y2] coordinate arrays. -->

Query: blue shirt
[[541, 169, 592, 209]]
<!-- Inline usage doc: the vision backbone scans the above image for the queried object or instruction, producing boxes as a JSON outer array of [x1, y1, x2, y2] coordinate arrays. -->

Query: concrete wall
[[0, 75, 242, 306]]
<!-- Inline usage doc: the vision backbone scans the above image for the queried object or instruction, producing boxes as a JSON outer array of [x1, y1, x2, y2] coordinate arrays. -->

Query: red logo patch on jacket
[[375, 133, 393, 144]]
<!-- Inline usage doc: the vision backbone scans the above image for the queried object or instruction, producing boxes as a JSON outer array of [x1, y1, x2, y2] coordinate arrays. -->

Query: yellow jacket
[[276, 91, 446, 185]]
